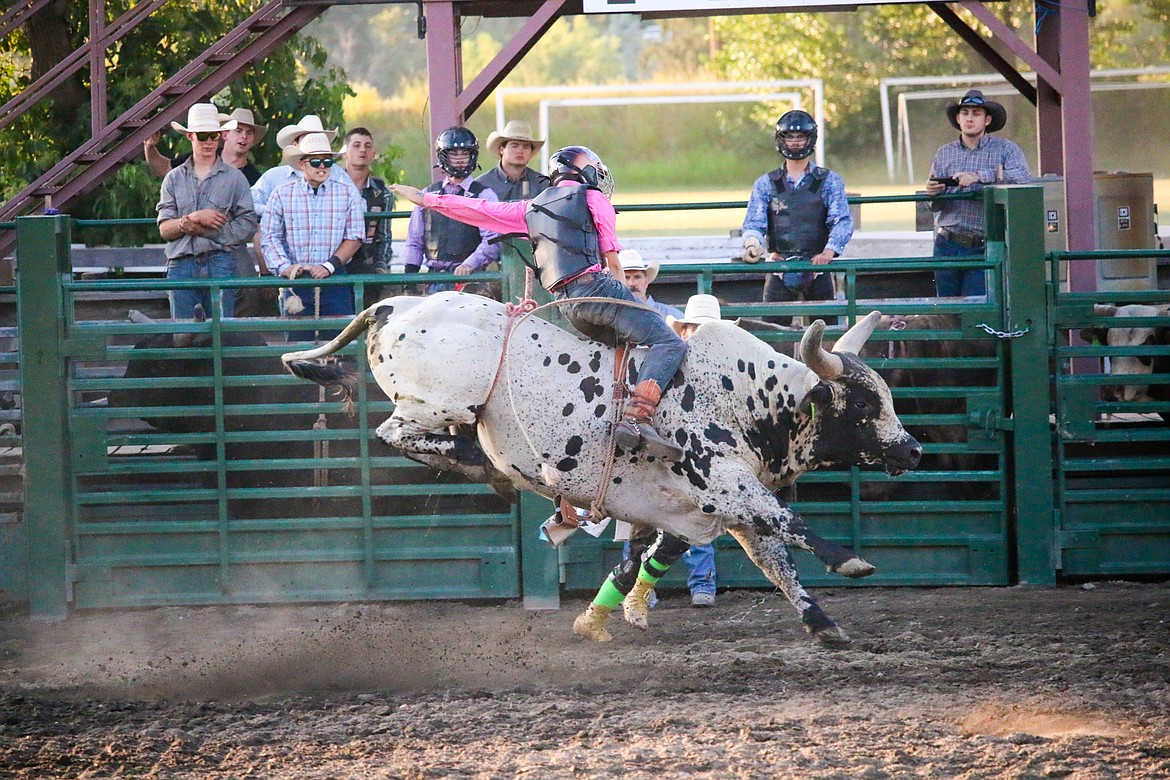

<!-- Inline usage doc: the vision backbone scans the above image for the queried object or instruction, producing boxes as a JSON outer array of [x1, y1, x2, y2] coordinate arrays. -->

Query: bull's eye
[[1139, 357, 1153, 368], [854, 400, 870, 410]]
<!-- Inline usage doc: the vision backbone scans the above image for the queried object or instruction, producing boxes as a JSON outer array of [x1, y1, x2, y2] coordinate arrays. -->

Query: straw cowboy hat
[[291, 132, 342, 160], [945, 89, 1007, 133], [486, 120, 546, 156], [218, 108, 267, 142], [171, 103, 237, 134], [671, 294, 722, 327], [276, 115, 339, 149], [618, 248, 659, 285]]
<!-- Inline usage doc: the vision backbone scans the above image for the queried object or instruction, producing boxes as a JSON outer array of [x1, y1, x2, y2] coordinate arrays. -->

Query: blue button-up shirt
[[741, 163, 853, 257]]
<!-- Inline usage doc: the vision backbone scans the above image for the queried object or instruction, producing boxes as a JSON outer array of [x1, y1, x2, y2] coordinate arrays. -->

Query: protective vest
[[765, 167, 830, 256], [524, 184, 600, 290], [424, 180, 487, 264]]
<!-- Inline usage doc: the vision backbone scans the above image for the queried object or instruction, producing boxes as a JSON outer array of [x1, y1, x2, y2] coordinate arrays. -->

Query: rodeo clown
[[390, 145, 687, 461]]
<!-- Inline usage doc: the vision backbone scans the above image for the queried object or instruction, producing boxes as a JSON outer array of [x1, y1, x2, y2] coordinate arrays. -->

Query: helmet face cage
[[435, 127, 479, 178], [548, 145, 615, 199], [774, 110, 817, 161]]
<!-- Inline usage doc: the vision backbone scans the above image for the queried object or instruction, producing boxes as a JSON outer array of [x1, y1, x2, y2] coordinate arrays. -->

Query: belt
[[551, 267, 604, 293], [937, 228, 985, 249]]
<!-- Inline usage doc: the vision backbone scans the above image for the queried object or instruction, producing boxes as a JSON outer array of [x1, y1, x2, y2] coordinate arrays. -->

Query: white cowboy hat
[[276, 115, 339, 148], [618, 248, 659, 285], [280, 145, 302, 166], [672, 294, 722, 326], [171, 103, 237, 134], [217, 108, 268, 142], [292, 132, 342, 160], [486, 119, 546, 156]]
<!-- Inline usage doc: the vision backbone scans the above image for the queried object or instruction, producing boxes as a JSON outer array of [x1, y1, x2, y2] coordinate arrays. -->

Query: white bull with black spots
[[282, 292, 921, 645]]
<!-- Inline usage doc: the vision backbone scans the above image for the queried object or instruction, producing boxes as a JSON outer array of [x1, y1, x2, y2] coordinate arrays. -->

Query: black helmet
[[774, 110, 817, 161], [435, 126, 479, 178], [547, 145, 615, 199]]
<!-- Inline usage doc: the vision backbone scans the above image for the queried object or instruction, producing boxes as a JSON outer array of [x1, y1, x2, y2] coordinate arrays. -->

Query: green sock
[[639, 558, 670, 584], [593, 577, 625, 610]]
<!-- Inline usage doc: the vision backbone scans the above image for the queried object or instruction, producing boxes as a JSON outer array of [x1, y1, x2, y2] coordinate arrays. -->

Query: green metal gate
[[17, 216, 532, 617], [1050, 267, 1170, 576], [14, 186, 1170, 618]]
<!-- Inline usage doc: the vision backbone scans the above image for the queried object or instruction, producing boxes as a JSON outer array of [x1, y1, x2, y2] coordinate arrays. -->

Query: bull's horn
[[800, 319, 843, 380], [1093, 304, 1117, 317], [192, 304, 207, 323], [833, 311, 882, 355], [128, 310, 154, 324]]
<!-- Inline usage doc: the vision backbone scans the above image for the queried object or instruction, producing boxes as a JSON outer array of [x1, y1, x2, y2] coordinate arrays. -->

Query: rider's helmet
[[774, 110, 818, 161], [547, 145, 615, 199], [434, 126, 479, 178]]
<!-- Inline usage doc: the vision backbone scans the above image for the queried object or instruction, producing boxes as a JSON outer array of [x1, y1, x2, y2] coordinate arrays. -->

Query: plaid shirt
[[260, 176, 365, 276], [929, 135, 1032, 235]]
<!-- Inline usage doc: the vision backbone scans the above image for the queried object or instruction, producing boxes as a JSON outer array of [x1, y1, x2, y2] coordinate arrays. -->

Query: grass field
[[614, 179, 1170, 238]]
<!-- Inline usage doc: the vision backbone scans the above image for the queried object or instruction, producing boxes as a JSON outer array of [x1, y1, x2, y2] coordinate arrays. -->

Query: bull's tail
[[285, 358, 359, 406], [280, 303, 382, 404]]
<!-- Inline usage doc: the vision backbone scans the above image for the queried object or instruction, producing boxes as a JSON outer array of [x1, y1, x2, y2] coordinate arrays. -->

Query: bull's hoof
[[572, 604, 614, 642], [830, 557, 877, 579], [622, 579, 655, 630], [812, 624, 852, 647], [801, 605, 849, 646]]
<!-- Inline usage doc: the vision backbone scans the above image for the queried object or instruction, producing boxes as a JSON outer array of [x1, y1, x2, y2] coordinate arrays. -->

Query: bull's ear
[[1080, 327, 1107, 345], [798, 382, 833, 416]]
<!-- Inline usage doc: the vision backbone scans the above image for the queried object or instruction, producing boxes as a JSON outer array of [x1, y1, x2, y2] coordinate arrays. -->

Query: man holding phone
[[924, 89, 1031, 297]]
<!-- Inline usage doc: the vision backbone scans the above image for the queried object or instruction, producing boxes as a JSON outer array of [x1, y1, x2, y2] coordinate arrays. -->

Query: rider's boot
[[613, 379, 685, 461]]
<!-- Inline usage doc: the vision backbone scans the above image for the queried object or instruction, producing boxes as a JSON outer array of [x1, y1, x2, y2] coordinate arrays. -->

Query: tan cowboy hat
[[945, 89, 1007, 133], [276, 115, 339, 149], [486, 120, 546, 156], [280, 145, 302, 166], [171, 103, 237, 134], [218, 108, 268, 142], [674, 294, 722, 326], [618, 248, 659, 285], [291, 132, 342, 160]]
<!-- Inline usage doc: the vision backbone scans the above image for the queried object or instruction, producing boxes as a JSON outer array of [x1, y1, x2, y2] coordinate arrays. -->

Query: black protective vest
[[524, 184, 600, 290], [424, 180, 487, 264], [765, 167, 831, 256]]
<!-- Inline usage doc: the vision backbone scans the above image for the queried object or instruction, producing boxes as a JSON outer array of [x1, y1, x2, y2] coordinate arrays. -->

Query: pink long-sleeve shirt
[[420, 182, 621, 254]]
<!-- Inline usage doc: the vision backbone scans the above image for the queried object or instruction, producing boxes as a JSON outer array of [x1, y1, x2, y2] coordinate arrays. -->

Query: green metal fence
[[1049, 255, 1170, 577], [9, 185, 1170, 618]]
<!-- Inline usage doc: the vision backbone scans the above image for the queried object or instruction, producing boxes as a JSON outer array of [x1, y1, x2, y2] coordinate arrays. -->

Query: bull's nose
[[889, 436, 922, 472]]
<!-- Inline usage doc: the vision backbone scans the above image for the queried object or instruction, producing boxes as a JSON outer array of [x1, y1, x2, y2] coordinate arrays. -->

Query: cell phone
[[931, 176, 960, 187]]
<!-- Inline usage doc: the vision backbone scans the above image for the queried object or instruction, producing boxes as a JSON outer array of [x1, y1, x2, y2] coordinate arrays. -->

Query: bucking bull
[[282, 292, 921, 646]]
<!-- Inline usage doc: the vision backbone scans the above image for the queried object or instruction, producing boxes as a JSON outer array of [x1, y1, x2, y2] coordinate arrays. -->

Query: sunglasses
[[960, 95, 986, 106], [305, 157, 335, 168], [194, 132, 221, 142]]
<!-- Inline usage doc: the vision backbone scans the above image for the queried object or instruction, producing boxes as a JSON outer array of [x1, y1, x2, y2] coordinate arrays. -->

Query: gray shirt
[[156, 157, 258, 259], [476, 165, 550, 202]]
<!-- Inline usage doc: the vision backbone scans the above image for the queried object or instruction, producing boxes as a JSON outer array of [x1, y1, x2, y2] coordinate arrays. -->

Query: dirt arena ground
[[1, 581, 1167, 779]]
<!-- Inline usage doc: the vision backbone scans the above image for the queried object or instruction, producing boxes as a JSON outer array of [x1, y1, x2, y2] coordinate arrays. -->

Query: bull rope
[[306, 285, 330, 489], [484, 269, 663, 522]]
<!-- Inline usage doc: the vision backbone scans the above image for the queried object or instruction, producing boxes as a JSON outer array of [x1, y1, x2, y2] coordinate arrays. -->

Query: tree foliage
[[706, 1, 1170, 160], [1, 0, 359, 242]]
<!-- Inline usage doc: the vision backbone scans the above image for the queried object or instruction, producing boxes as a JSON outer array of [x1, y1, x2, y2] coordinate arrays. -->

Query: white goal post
[[494, 80, 825, 172]]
